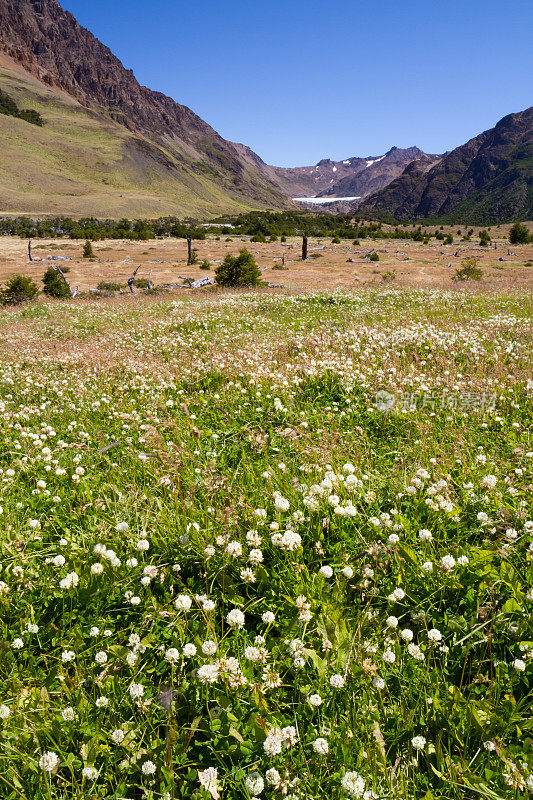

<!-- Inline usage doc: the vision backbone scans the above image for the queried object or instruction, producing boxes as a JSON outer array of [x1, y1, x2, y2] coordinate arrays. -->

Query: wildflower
[[342, 566, 354, 578], [110, 729, 125, 744], [372, 676, 385, 690], [513, 658, 526, 671], [386, 616, 398, 628], [313, 737, 329, 754], [245, 772, 264, 796], [383, 650, 396, 664], [418, 529, 433, 542], [421, 561, 433, 573], [141, 760, 156, 775], [401, 628, 414, 642], [82, 766, 98, 780], [94, 651, 107, 665], [330, 673, 345, 688], [198, 767, 220, 799], [411, 735, 427, 750], [265, 768, 281, 787], [197, 664, 219, 684], [95, 696, 108, 708], [116, 522, 129, 532], [440, 555, 456, 571], [427, 629, 442, 643], [129, 683, 144, 700], [319, 565, 333, 578], [175, 594, 192, 612], [12, 638, 23, 650], [341, 771, 365, 798], [202, 640, 217, 655], [61, 650, 75, 663], [226, 608, 245, 629], [165, 648, 180, 664], [59, 572, 79, 590], [308, 693, 323, 707], [39, 751, 60, 773], [262, 611, 275, 624], [0, 705, 10, 719], [61, 707, 76, 721]]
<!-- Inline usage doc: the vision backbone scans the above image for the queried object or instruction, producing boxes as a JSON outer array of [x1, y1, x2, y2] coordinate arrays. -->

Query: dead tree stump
[[302, 234, 308, 261]]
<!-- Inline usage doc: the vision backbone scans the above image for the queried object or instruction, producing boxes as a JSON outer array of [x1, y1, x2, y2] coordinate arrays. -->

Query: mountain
[[232, 144, 439, 200], [359, 107, 533, 224], [0, 0, 289, 217]]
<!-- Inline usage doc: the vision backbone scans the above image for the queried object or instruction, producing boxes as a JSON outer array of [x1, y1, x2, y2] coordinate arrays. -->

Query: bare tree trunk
[[28, 240, 33, 262], [302, 234, 308, 261], [187, 236, 193, 265], [148, 270, 153, 290]]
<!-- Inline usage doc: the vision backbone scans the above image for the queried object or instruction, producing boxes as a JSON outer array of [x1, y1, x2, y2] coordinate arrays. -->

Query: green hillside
[[0, 63, 281, 219]]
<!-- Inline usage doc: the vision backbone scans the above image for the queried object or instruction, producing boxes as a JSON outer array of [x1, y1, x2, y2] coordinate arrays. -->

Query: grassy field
[[0, 225, 532, 294], [0, 286, 532, 799]]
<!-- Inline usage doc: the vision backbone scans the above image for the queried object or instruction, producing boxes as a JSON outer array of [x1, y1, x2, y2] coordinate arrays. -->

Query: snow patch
[[292, 196, 361, 205], [365, 155, 386, 167]]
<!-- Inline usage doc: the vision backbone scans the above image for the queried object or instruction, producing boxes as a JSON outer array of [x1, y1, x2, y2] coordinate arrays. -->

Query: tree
[[83, 240, 95, 258], [509, 222, 531, 245], [452, 257, 483, 282], [215, 248, 262, 288], [1, 274, 39, 305], [479, 230, 491, 247], [42, 268, 71, 298]]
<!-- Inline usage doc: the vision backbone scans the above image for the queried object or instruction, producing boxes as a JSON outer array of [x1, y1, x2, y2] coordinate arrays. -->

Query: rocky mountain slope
[[0, 0, 289, 216], [233, 143, 439, 199], [359, 107, 533, 223]]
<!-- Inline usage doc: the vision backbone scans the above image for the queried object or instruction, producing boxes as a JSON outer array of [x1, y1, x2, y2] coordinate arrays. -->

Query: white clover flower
[[198, 767, 220, 799], [418, 529, 433, 542], [136, 539, 149, 552], [53, 555, 66, 567], [513, 658, 526, 671], [411, 735, 427, 750], [165, 648, 180, 664], [12, 638, 23, 650], [274, 495, 290, 512], [59, 572, 79, 590], [330, 673, 345, 688], [383, 650, 396, 664], [202, 640, 217, 655], [386, 616, 398, 628], [116, 522, 129, 532], [388, 533, 400, 545], [341, 771, 365, 798], [61, 707, 76, 721], [0, 704, 11, 719], [141, 760, 156, 775], [249, 548, 264, 565], [483, 740, 496, 751], [226, 608, 245, 629], [457, 556, 469, 566], [197, 664, 219, 684], [61, 650, 75, 663], [319, 565, 333, 578], [244, 646, 261, 662], [401, 628, 414, 642], [440, 555, 456, 571], [421, 561, 433, 574], [39, 751, 60, 773], [94, 651, 107, 665], [89, 626, 100, 637], [129, 683, 144, 700], [427, 629, 442, 643], [245, 772, 264, 796], [265, 768, 281, 787], [95, 696, 108, 708], [313, 737, 329, 755], [82, 766, 98, 781], [308, 693, 323, 707], [262, 611, 275, 624], [183, 643, 197, 658], [110, 729, 125, 744], [372, 676, 385, 690], [175, 594, 192, 612]]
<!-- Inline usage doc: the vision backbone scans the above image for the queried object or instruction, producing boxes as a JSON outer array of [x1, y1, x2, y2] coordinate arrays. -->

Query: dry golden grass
[[0, 224, 532, 294]]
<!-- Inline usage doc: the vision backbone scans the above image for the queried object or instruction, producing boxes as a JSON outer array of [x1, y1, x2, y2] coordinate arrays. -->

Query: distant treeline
[[0, 211, 489, 243], [0, 89, 44, 127]]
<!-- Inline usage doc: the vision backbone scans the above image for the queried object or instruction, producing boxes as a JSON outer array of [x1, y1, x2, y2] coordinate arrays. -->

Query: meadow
[[0, 286, 532, 800]]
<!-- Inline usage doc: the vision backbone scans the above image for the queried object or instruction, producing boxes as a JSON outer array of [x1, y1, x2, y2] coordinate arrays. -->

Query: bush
[[250, 232, 266, 243], [134, 278, 150, 288], [479, 230, 491, 247], [1, 274, 39, 305], [509, 222, 531, 245], [331, 237, 340, 244], [97, 281, 123, 291], [368, 252, 379, 262], [199, 259, 211, 271], [83, 240, 95, 258], [452, 257, 483, 282], [444, 234, 453, 245], [352, 239, 360, 246], [42, 268, 71, 298], [381, 270, 396, 282], [215, 248, 262, 288]]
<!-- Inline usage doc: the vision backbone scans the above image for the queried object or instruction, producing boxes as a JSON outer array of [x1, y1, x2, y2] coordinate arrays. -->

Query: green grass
[[0, 288, 532, 799]]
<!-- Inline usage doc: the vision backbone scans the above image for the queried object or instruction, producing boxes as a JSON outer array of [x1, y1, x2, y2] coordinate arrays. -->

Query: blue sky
[[63, 0, 532, 167]]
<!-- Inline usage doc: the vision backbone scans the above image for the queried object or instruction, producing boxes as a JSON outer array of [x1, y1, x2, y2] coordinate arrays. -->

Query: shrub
[[215, 248, 262, 287], [83, 240, 95, 258], [381, 270, 396, 282], [200, 259, 211, 271], [509, 222, 531, 245], [1, 274, 39, 305], [479, 230, 491, 247], [331, 237, 341, 244], [134, 278, 150, 288], [368, 252, 379, 262], [42, 268, 71, 298], [444, 234, 453, 244], [250, 232, 266, 243], [352, 239, 360, 246], [452, 257, 483, 282], [97, 281, 123, 291]]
